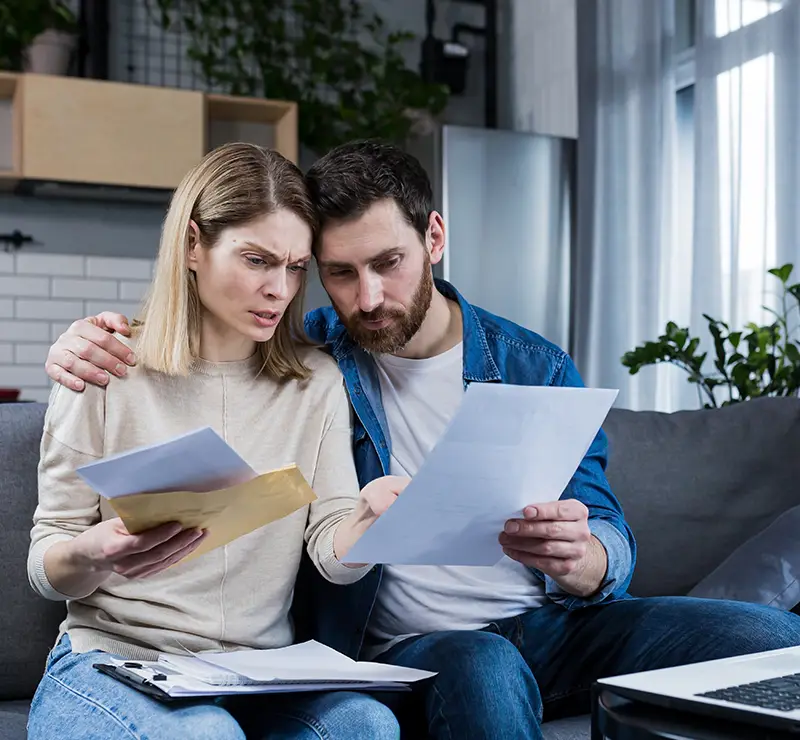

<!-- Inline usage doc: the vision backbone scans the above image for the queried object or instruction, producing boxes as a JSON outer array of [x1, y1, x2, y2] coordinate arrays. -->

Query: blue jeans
[[28, 635, 400, 740], [378, 596, 800, 740]]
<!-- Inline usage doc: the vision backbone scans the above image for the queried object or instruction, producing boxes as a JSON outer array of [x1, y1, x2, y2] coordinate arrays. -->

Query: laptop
[[597, 646, 800, 732]]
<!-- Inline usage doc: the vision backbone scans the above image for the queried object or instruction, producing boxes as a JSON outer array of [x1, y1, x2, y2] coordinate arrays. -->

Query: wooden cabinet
[[0, 72, 299, 193]]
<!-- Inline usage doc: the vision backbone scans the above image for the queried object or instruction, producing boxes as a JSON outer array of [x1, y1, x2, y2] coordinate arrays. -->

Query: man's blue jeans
[[28, 635, 400, 740], [378, 596, 800, 740]]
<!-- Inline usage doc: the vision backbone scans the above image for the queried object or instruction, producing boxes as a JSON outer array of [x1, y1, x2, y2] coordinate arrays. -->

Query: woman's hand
[[44, 518, 207, 598], [73, 518, 207, 578], [333, 475, 410, 564], [359, 475, 409, 518]]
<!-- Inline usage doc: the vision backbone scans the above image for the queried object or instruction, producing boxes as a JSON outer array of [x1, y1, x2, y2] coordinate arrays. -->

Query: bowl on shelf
[[0, 388, 21, 403]]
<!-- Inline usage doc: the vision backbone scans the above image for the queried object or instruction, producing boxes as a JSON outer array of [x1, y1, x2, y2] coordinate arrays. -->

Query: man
[[46, 140, 800, 739]]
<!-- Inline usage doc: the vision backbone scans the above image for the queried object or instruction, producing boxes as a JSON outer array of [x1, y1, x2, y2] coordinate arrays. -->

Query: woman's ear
[[186, 220, 200, 271]]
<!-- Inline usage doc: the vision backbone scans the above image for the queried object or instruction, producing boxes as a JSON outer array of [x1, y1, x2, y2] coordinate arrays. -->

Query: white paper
[[343, 384, 618, 567], [77, 426, 256, 498], [103, 658, 408, 697], [188, 640, 436, 684]]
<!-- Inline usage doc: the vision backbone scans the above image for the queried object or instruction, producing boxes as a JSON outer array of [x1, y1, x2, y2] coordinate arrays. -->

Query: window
[[674, 0, 782, 328], [715, 53, 776, 320], [715, 0, 784, 35]]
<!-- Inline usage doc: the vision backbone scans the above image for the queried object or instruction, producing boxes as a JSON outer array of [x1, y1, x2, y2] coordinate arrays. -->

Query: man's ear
[[186, 220, 200, 271], [427, 211, 446, 267]]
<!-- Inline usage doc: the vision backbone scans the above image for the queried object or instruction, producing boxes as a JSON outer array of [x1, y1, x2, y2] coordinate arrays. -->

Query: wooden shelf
[[21, 74, 204, 189], [206, 93, 298, 166], [0, 171, 18, 192], [0, 72, 20, 178], [0, 73, 300, 194], [0, 73, 17, 98]]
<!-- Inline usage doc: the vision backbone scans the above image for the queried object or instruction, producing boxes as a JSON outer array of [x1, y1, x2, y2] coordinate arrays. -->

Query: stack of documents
[[77, 427, 316, 562], [95, 640, 435, 700], [342, 384, 618, 567]]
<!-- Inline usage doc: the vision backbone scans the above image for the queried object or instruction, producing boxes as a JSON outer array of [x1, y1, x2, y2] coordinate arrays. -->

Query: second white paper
[[343, 384, 618, 567]]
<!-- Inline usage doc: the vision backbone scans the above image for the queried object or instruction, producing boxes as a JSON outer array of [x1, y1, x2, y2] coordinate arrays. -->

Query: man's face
[[316, 200, 440, 354]]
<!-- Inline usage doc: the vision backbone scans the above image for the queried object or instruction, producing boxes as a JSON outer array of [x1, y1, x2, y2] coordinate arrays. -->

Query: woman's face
[[188, 209, 312, 356]]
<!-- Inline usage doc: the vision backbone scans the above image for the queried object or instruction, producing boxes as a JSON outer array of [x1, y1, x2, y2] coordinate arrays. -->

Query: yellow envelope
[[107, 464, 317, 563]]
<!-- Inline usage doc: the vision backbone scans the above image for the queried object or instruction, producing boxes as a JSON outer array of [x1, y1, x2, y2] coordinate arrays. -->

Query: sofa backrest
[[5, 395, 800, 698], [604, 397, 800, 598], [0, 402, 65, 700]]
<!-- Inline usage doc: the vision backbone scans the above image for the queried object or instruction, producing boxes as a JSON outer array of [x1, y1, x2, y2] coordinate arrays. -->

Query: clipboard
[[93, 660, 412, 702], [94, 663, 183, 703]]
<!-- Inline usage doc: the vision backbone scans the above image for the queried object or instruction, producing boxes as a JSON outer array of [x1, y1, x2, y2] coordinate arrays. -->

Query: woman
[[26, 143, 402, 740]]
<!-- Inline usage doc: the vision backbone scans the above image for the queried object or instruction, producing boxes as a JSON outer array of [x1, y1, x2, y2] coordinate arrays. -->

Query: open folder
[[94, 640, 436, 701], [77, 427, 316, 562]]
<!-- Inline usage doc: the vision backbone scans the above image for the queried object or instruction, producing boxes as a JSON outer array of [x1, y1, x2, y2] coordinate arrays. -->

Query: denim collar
[[326, 279, 501, 383]]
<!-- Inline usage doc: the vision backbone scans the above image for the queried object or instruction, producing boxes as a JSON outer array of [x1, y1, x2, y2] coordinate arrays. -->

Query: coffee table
[[591, 684, 799, 739]]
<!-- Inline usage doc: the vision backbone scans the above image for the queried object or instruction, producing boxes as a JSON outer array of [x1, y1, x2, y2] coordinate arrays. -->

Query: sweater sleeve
[[304, 379, 371, 585], [28, 382, 106, 601]]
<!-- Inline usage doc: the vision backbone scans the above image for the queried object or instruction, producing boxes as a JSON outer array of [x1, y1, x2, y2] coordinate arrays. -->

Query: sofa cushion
[[542, 715, 590, 740], [0, 699, 31, 740], [0, 403, 65, 700], [687, 503, 800, 609], [604, 397, 800, 598]]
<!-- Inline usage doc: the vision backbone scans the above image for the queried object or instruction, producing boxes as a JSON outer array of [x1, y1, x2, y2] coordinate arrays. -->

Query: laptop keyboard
[[697, 672, 800, 713]]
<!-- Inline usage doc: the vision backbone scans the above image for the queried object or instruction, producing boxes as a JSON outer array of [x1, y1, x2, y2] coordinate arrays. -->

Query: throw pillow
[[687, 504, 800, 610]]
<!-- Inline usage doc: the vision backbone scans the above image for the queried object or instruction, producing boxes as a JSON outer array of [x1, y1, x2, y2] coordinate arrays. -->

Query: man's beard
[[339, 261, 434, 354]]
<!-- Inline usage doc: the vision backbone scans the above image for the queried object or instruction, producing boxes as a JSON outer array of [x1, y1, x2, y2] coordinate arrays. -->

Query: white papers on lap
[[342, 384, 618, 567], [76, 427, 256, 498], [193, 640, 435, 684], [98, 640, 436, 699]]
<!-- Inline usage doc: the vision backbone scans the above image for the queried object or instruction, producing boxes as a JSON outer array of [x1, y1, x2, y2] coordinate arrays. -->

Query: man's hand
[[334, 475, 410, 564], [45, 313, 136, 391], [499, 500, 608, 598]]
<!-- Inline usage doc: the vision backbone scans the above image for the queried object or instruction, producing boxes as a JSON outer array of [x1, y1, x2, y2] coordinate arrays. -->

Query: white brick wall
[[87, 257, 153, 281], [52, 278, 119, 300], [0, 251, 153, 402], [0, 275, 50, 297], [15, 299, 85, 320]]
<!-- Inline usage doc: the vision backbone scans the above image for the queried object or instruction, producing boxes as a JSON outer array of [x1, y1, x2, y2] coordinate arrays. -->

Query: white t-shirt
[[365, 343, 546, 658]]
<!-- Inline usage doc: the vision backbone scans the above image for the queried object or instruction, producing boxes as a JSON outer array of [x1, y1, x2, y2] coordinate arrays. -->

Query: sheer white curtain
[[575, 0, 800, 411], [692, 0, 800, 350], [573, 0, 678, 411]]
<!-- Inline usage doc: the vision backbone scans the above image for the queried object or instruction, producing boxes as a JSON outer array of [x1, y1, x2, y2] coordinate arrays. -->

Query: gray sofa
[[3, 397, 800, 739]]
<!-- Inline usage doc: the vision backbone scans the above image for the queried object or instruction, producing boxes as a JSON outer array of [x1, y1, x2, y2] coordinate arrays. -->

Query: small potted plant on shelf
[[23, 0, 78, 76], [0, 0, 78, 75]]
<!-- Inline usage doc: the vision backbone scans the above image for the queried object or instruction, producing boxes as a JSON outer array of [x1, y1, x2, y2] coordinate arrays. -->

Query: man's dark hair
[[305, 140, 434, 244]]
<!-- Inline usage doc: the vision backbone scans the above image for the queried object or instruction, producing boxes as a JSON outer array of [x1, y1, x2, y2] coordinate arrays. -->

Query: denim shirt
[[297, 279, 636, 660]]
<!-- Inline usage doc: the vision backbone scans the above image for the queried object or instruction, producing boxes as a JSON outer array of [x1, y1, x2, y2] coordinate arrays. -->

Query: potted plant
[[23, 0, 78, 75], [150, 0, 449, 154], [622, 264, 800, 408], [0, 1, 78, 75]]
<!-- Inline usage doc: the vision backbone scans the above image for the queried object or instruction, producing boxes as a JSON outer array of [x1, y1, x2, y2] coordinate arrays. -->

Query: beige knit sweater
[[28, 339, 369, 660]]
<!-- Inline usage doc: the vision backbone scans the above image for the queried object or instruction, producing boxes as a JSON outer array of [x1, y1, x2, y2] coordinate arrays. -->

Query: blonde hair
[[135, 142, 316, 381]]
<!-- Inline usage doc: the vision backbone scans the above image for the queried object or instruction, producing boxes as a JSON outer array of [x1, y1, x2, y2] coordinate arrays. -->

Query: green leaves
[[150, 0, 449, 154], [0, 0, 77, 70], [769, 264, 794, 284], [621, 264, 800, 407]]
